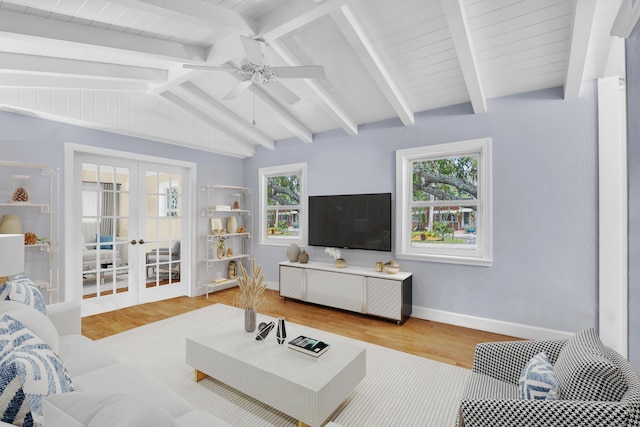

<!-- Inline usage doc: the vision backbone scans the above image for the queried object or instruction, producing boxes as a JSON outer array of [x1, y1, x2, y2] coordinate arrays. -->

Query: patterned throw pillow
[[554, 327, 627, 401], [0, 274, 47, 315], [518, 352, 559, 400], [0, 314, 73, 427]]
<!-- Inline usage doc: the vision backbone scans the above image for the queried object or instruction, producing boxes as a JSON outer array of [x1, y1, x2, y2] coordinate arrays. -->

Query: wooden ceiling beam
[[106, 0, 257, 35], [0, 74, 148, 91], [175, 82, 275, 150], [440, 0, 487, 114], [258, 0, 348, 41], [160, 91, 256, 158], [0, 52, 166, 83], [268, 39, 358, 136], [0, 9, 205, 63], [564, 0, 597, 99], [331, 5, 414, 127]]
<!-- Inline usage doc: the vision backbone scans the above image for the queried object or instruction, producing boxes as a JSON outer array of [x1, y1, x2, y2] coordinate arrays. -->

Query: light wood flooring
[[81, 288, 521, 369]]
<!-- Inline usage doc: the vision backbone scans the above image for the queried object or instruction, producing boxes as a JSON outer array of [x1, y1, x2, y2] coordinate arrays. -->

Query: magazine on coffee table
[[288, 335, 330, 357]]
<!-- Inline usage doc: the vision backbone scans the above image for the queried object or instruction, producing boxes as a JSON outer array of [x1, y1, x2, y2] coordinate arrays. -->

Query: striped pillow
[[0, 314, 73, 427], [518, 352, 559, 400], [1, 274, 47, 315]]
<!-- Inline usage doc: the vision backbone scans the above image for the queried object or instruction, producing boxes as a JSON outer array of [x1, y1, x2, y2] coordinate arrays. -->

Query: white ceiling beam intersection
[[268, 39, 358, 136], [564, 0, 597, 99], [0, 9, 205, 63], [331, 5, 414, 127], [440, 0, 487, 114], [259, 0, 348, 41], [0, 52, 166, 83], [105, 0, 257, 35], [176, 82, 275, 150]]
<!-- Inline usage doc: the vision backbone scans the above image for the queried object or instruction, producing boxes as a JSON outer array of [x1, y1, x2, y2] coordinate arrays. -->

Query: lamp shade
[[0, 234, 25, 277]]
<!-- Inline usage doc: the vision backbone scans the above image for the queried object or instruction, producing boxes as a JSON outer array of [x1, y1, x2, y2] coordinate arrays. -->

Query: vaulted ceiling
[[0, 0, 628, 158]]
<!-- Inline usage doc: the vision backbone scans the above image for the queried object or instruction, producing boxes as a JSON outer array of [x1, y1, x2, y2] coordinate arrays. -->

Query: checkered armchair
[[457, 334, 640, 427]]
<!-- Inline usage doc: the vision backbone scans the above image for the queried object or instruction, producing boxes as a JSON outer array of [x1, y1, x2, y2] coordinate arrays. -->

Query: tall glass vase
[[244, 308, 256, 332]]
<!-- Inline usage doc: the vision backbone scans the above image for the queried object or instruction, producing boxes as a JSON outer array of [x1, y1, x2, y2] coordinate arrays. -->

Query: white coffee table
[[186, 306, 366, 427]]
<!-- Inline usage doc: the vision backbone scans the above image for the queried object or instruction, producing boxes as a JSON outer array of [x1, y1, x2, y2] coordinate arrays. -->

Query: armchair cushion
[[518, 352, 559, 400], [554, 327, 627, 402], [0, 274, 47, 315]]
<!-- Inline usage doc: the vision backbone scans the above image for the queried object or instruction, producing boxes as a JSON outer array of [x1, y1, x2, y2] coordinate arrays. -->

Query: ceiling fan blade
[[240, 36, 264, 66], [183, 64, 236, 72], [273, 66, 325, 79], [265, 80, 301, 105], [223, 81, 252, 100]]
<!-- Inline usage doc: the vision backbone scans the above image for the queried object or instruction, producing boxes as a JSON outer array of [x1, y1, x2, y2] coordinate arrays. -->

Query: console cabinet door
[[306, 270, 364, 313], [280, 266, 304, 299], [366, 277, 402, 320]]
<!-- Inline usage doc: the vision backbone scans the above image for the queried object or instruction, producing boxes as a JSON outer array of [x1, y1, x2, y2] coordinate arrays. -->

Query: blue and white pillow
[[518, 352, 559, 400], [0, 314, 73, 427], [0, 274, 47, 315]]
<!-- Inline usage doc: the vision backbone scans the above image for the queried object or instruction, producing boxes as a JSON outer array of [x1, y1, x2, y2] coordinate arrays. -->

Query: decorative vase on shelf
[[227, 216, 237, 234], [0, 214, 22, 234], [334, 258, 347, 268], [298, 250, 309, 263], [383, 259, 400, 274], [244, 308, 256, 332], [286, 244, 300, 262]]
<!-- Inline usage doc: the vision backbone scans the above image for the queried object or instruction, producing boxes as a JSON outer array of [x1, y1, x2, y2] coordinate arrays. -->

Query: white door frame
[[63, 143, 197, 310]]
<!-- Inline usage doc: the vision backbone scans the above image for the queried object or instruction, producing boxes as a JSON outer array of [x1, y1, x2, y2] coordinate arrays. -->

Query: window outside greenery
[[259, 163, 307, 246], [396, 138, 491, 266]]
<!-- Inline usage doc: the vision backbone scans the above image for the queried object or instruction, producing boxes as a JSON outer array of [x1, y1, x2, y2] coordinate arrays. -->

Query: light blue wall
[[627, 23, 640, 366], [0, 110, 245, 291], [245, 83, 599, 335]]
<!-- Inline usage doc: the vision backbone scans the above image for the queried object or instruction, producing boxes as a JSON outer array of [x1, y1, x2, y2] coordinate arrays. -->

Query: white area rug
[[98, 304, 469, 426]]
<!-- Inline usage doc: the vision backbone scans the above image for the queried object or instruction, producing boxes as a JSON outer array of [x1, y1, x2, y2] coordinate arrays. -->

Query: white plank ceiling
[[0, 0, 627, 158]]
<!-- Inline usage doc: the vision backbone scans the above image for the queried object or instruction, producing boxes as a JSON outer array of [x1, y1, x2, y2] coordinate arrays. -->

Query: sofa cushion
[[57, 335, 120, 378], [43, 391, 178, 427], [518, 352, 559, 400], [0, 315, 73, 427], [554, 327, 627, 401], [71, 363, 194, 419], [98, 235, 113, 250], [0, 300, 59, 352], [0, 275, 47, 315]]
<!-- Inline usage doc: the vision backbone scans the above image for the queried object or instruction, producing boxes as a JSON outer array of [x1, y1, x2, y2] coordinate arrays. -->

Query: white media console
[[279, 261, 412, 324]]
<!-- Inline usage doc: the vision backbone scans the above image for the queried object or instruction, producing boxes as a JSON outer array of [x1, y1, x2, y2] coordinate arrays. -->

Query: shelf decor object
[[11, 175, 30, 203], [0, 214, 22, 234]]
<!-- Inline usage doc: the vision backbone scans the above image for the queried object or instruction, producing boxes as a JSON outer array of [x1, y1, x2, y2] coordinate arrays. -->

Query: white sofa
[[81, 221, 128, 271], [0, 300, 230, 427]]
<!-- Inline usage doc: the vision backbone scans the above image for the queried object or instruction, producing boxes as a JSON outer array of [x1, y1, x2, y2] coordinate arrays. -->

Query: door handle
[[139, 239, 145, 245], [130, 239, 137, 245]]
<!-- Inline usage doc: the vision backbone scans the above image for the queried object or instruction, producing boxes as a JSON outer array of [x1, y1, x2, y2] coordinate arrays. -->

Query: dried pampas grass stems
[[235, 259, 267, 310]]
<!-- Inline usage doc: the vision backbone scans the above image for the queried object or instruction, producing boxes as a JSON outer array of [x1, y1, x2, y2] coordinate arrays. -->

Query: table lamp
[[0, 234, 25, 284]]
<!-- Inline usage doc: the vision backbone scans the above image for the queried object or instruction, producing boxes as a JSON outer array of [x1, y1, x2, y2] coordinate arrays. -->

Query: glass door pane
[[81, 162, 132, 300]]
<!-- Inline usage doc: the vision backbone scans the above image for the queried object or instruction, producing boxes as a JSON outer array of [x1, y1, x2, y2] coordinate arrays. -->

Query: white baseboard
[[266, 280, 573, 340], [411, 305, 574, 341]]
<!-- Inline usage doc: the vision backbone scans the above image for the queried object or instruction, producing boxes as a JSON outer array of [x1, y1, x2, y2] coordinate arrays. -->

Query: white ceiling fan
[[184, 36, 325, 105]]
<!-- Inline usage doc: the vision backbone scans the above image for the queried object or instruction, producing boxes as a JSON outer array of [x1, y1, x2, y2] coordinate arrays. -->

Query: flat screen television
[[308, 192, 391, 252]]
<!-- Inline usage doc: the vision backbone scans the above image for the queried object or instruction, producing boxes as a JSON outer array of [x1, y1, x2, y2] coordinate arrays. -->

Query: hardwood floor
[[81, 288, 521, 369]]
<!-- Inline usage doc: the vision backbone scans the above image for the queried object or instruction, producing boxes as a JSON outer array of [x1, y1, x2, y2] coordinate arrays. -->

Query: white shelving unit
[[199, 184, 253, 297], [0, 160, 60, 303]]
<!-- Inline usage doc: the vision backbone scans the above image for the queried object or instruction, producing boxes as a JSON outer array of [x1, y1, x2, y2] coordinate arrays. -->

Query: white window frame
[[395, 138, 492, 266], [259, 163, 307, 247]]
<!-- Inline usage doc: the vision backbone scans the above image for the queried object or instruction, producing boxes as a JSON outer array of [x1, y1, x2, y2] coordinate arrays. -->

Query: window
[[396, 138, 492, 266], [259, 163, 307, 246]]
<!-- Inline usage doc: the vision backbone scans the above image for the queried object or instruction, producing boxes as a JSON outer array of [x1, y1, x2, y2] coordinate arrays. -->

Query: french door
[[74, 153, 190, 316]]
